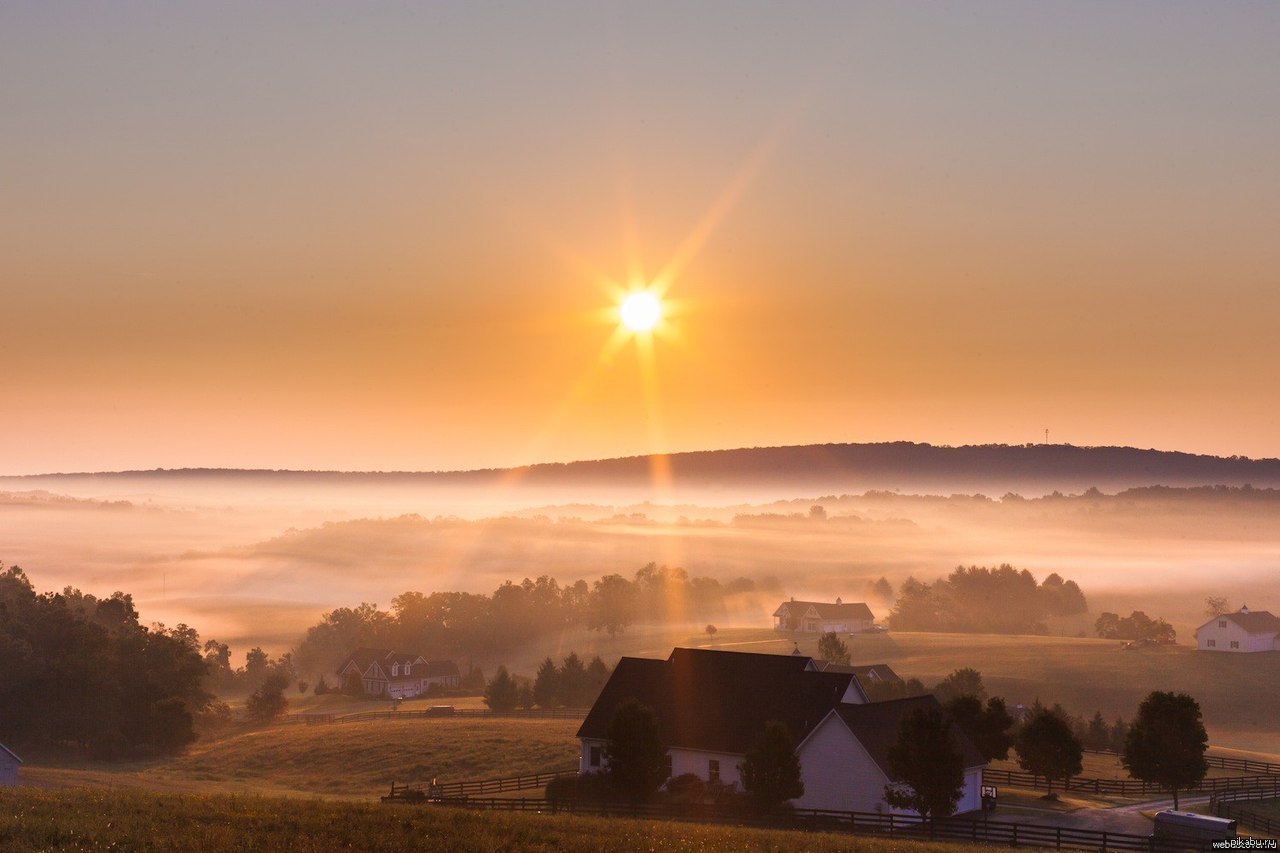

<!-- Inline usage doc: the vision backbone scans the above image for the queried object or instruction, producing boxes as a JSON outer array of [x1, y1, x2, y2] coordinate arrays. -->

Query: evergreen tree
[[817, 632, 851, 666], [245, 671, 290, 723], [483, 665, 519, 712], [944, 695, 1014, 761], [533, 656, 560, 708]]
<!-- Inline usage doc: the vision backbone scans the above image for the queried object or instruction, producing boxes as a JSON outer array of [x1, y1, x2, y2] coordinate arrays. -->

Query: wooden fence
[[1087, 748, 1280, 778], [1211, 785, 1280, 838], [983, 768, 1280, 797], [411, 797, 1174, 851], [384, 768, 578, 801]]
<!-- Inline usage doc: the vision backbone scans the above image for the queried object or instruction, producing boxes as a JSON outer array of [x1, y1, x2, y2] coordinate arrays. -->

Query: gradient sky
[[3, 2, 1279, 475]]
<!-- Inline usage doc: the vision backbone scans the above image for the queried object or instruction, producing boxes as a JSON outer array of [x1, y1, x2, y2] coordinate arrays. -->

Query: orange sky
[[3, 3, 1279, 474]]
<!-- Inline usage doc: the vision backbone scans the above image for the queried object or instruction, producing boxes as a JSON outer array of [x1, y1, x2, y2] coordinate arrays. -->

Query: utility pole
[[1044, 428, 1049, 445]]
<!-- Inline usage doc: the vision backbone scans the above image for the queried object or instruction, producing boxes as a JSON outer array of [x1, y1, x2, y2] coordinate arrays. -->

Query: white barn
[[1, 742, 22, 786], [577, 647, 984, 815], [1194, 606, 1280, 653]]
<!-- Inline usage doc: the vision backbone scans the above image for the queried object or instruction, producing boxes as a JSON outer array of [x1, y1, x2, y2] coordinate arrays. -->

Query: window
[[589, 746, 601, 768], [1219, 620, 1227, 628], [708, 759, 720, 783], [1230, 641, 1240, 649], [391, 664, 399, 676], [403, 664, 411, 676], [663, 753, 672, 779], [1207, 640, 1216, 648]]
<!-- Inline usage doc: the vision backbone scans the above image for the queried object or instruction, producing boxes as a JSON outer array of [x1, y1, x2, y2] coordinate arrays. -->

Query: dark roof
[[831, 695, 986, 773], [777, 600, 875, 621], [1224, 609, 1280, 634], [0, 742, 21, 764], [422, 660, 459, 678], [813, 662, 901, 683], [338, 647, 394, 672], [577, 648, 854, 754]]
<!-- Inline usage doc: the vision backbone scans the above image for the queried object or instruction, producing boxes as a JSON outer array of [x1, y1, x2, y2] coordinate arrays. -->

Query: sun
[[619, 290, 662, 333]]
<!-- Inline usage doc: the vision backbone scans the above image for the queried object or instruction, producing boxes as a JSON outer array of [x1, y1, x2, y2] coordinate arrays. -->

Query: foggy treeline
[[293, 563, 775, 678], [888, 565, 1088, 634]]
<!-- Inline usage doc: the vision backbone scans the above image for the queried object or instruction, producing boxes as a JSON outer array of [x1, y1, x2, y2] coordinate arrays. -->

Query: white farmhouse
[[774, 597, 875, 633], [0, 742, 21, 786], [1194, 606, 1280, 653], [576, 647, 985, 816]]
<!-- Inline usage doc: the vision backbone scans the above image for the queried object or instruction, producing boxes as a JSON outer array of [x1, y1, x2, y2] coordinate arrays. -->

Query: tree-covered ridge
[[0, 564, 210, 758], [887, 565, 1087, 635], [294, 563, 768, 677]]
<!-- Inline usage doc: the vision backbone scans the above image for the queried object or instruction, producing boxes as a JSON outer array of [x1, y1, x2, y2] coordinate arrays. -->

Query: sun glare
[[619, 291, 662, 333]]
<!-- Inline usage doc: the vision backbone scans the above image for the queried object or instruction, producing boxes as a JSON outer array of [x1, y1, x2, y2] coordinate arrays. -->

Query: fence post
[[1056, 826, 1061, 849]]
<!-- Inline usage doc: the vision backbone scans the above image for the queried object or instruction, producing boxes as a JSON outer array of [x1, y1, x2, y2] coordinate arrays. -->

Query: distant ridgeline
[[887, 565, 1088, 635], [7, 442, 1280, 494]]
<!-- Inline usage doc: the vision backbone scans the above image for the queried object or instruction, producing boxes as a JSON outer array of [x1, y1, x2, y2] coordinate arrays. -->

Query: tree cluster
[[0, 565, 210, 758], [888, 565, 1087, 634], [533, 652, 612, 708], [1094, 611, 1176, 643], [294, 565, 761, 677]]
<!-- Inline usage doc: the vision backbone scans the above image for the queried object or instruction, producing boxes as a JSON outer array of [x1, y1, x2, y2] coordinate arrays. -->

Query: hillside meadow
[[21, 719, 581, 799], [1, 787, 1023, 853]]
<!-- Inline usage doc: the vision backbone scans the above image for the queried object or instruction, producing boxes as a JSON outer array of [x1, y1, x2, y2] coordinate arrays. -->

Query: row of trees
[[888, 565, 1087, 635], [0, 565, 210, 757], [294, 565, 768, 678], [483, 653, 614, 711]]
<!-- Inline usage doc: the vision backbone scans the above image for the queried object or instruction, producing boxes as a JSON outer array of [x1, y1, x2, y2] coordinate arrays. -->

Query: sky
[[3, 2, 1279, 475]]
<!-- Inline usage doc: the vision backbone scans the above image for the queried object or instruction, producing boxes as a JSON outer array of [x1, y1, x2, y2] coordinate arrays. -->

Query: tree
[[817, 632, 851, 666], [705, 624, 718, 642], [740, 720, 804, 809], [1015, 708, 1082, 795], [313, 675, 329, 695], [245, 672, 289, 723], [483, 665, 519, 712], [604, 699, 668, 803], [932, 667, 986, 704], [944, 695, 1014, 761], [533, 656, 560, 708], [883, 706, 966, 821], [1122, 691, 1208, 809], [1204, 597, 1230, 618]]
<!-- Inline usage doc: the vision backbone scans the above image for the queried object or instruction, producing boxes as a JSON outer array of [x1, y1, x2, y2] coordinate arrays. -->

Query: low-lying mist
[[2, 478, 1277, 656]]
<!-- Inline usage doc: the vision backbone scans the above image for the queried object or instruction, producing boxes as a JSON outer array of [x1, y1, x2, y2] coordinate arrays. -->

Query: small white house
[[0, 742, 22, 786], [774, 598, 875, 633], [1194, 606, 1280, 653]]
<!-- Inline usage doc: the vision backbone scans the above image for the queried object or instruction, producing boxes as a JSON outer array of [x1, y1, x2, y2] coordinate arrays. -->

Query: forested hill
[[8, 442, 1280, 496]]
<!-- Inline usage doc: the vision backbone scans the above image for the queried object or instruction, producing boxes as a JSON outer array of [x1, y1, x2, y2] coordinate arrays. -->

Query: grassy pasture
[[22, 719, 581, 799], [0, 787, 1021, 853]]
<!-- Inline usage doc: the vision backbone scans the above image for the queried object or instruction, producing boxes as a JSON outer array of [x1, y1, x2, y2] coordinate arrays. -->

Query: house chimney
[[836, 596, 842, 605]]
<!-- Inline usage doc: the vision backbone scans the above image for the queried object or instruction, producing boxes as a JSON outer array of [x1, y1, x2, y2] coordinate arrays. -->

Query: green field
[[503, 625, 1280, 753], [0, 787, 1020, 853]]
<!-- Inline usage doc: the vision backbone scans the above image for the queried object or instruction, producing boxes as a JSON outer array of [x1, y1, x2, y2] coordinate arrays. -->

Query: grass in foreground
[[1, 787, 1020, 853]]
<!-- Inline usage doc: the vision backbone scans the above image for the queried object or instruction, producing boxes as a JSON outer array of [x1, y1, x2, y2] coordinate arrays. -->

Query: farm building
[[1194, 606, 1280, 653], [336, 648, 460, 698], [773, 598, 875, 633], [576, 647, 984, 816], [0, 742, 21, 786]]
